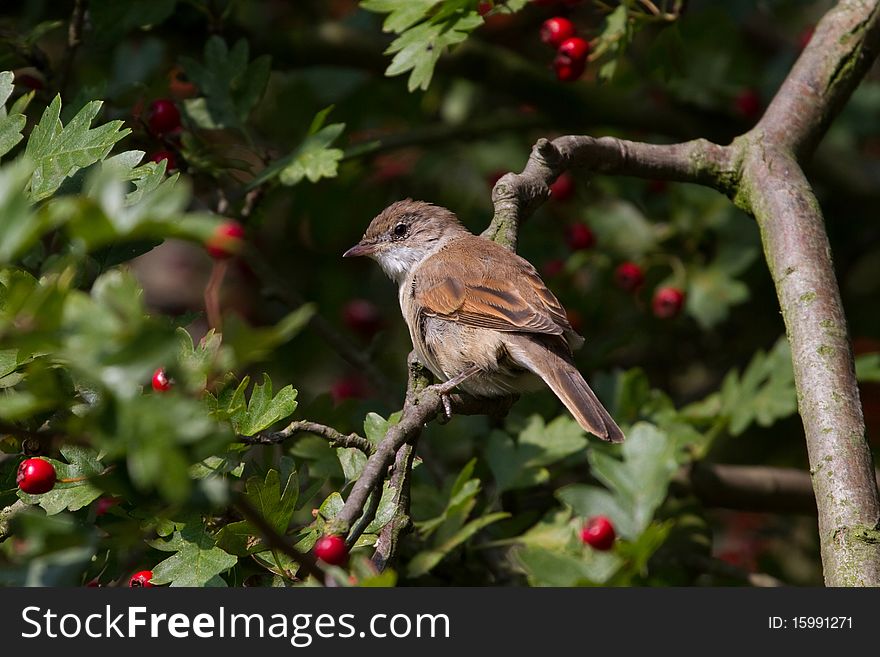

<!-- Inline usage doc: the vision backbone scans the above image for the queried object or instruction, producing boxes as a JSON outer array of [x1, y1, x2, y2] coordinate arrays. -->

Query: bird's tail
[[507, 336, 625, 443]]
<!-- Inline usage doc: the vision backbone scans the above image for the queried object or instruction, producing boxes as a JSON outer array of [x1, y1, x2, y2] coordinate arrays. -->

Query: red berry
[[342, 299, 383, 338], [16, 458, 56, 495], [151, 367, 172, 392], [205, 221, 246, 259], [734, 89, 761, 121], [557, 37, 591, 64], [553, 57, 586, 82], [565, 223, 595, 251], [652, 286, 685, 319], [314, 535, 348, 565], [129, 570, 155, 587], [580, 516, 616, 550], [614, 262, 645, 292], [477, 1, 493, 16], [330, 376, 369, 404], [147, 98, 181, 135], [549, 172, 575, 201], [540, 17, 576, 48], [150, 150, 177, 171]]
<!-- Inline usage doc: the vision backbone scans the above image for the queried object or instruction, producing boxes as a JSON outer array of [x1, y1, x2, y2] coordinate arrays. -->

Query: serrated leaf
[[181, 37, 270, 130], [719, 337, 797, 435], [486, 414, 587, 492], [26, 96, 130, 201], [361, 0, 438, 33], [0, 71, 26, 159], [232, 373, 297, 436], [587, 422, 677, 533], [150, 525, 237, 587], [17, 447, 104, 515]]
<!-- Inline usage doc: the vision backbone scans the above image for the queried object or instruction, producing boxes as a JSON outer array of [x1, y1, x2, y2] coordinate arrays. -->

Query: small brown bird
[[343, 199, 624, 442]]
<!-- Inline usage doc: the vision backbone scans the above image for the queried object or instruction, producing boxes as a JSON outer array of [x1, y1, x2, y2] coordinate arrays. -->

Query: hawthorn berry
[[557, 36, 590, 64], [565, 223, 595, 251], [540, 17, 576, 48], [147, 98, 181, 135], [16, 458, 57, 495], [477, 1, 493, 16], [314, 535, 348, 565], [652, 286, 686, 319], [549, 172, 575, 201], [343, 299, 383, 338], [150, 150, 177, 171], [151, 367, 173, 392], [129, 570, 155, 587], [553, 57, 586, 82], [205, 221, 246, 259], [614, 262, 645, 292], [581, 516, 616, 550]]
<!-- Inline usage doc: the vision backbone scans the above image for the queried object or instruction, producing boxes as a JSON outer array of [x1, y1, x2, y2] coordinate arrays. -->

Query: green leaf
[[0, 71, 26, 160], [150, 524, 237, 587], [386, 14, 483, 92], [25, 96, 130, 201], [588, 422, 677, 533], [516, 545, 622, 586], [556, 484, 638, 540], [720, 337, 797, 435], [181, 37, 271, 130], [17, 446, 104, 515], [486, 415, 588, 492], [231, 373, 298, 436], [361, 0, 438, 33], [216, 466, 298, 556], [0, 159, 42, 264]]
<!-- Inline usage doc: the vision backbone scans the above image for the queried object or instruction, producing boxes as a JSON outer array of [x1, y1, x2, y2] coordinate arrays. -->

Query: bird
[[343, 199, 624, 442]]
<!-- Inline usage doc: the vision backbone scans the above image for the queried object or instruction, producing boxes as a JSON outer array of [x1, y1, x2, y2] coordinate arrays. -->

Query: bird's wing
[[413, 236, 575, 338]]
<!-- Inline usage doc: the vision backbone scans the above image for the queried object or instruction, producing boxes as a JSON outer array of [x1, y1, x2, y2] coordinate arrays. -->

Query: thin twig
[[234, 496, 327, 584], [204, 259, 228, 331], [241, 420, 372, 453], [59, 0, 88, 99]]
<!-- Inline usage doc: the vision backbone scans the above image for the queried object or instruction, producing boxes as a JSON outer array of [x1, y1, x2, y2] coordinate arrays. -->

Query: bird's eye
[[393, 223, 408, 237]]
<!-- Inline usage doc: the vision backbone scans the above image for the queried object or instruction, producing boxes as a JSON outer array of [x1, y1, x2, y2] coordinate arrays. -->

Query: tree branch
[[241, 420, 372, 453], [484, 136, 736, 250], [735, 0, 880, 586], [234, 496, 328, 584], [479, 0, 880, 587], [674, 462, 880, 516]]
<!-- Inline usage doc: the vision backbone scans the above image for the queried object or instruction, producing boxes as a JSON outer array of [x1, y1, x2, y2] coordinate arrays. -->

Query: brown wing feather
[[414, 235, 575, 339]]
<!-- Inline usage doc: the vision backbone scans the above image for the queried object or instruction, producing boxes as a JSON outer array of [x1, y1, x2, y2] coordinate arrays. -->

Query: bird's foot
[[432, 365, 481, 422]]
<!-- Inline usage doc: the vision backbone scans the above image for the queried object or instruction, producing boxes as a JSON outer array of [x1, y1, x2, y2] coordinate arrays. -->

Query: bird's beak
[[343, 242, 375, 258]]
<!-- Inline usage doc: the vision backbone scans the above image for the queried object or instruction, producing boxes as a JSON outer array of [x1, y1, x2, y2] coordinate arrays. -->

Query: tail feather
[[507, 337, 625, 443]]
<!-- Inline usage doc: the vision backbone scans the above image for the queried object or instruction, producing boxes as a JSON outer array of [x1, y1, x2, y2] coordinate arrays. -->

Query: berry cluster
[[539, 14, 590, 82]]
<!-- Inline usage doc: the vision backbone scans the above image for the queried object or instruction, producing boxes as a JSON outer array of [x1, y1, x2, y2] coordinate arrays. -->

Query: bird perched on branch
[[343, 199, 624, 443]]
